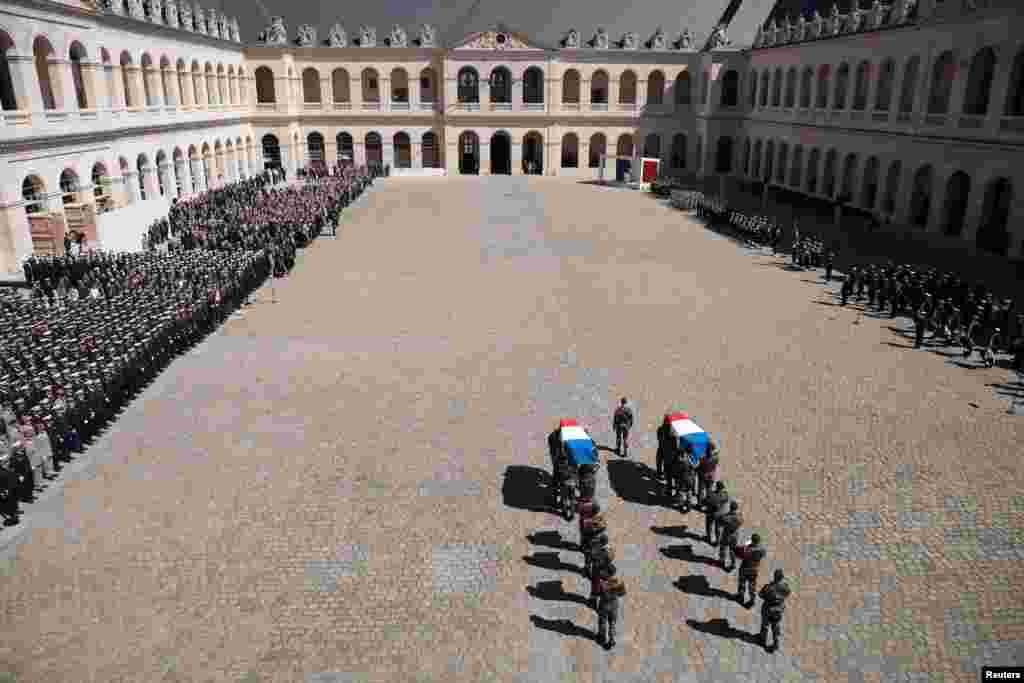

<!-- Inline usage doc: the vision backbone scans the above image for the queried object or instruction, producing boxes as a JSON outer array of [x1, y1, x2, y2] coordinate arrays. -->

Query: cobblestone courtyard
[[1, 177, 1022, 683]]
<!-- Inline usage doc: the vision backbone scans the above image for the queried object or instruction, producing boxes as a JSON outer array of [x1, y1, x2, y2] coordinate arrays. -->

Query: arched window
[[909, 165, 934, 227], [303, 67, 321, 103], [23, 175, 45, 214], [523, 67, 544, 104], [69, 42, 89, 109], [365, 132, 383, 166], [0, 31, 17, 111], [841, 153, 858, 200], [716, 137, 733, 173], [701, 71, 709, 105], [860, 156, 880, 210], [790, 146, 804, 187], [675, 71, 691, 107], [771, 67, 782, 106], [140, 54, 156, 105], [721, 70, 739, 107], [743, 138, 751, 175], [255, 66, 275, 103], [800, 67, 813, 108], [562, 69, 581, 104], [592, 70, 609, 105], [643, 133, 660, 159], [784, 67, 796, 108], [619, 70, 637, 105], [696, 136, 703, 171], [391, 68, 409, 104], [764, 141, 775, 182], [881, 160, 901, 215], [833, 63, 850, 109], [776, 143, 788, 183], [748, 70, 758, 109], [616, 134, 633, 158], [647, 70, 665, 105], [672, 134, 687, 169], [976, 178, 1013, 255], [262, 134, 281, 168], [137, 154, 149, 200], [816, 65, 830, 109], [1004, 47, 1024, 115], [490, 67, 511, 103], [362, 68, 380, 103], [760, 70, 770, 107], [962, 47, 995, 115], [822, 149, 837, 197], [421, 131, 438, 168], [942, 171, 971, 237], [34, 36, 59, 110], [457, 67, 478, 103], [899, 56, 920, 113], [588, 133, 606, 168], [332, 68, 350, 104], [393, 132, 411, 168], [752, 140, 763, 178], [806, 148, 820, 194], [307, 132, 324, 163], [154, 152, 166, 196], [336, 132, 353, 164], [875, 59, 894, 111], [927, 51, 955, 114], [561, 133, 579, 168], [420, 68, 436, 103], [853, 61, 870, 110]]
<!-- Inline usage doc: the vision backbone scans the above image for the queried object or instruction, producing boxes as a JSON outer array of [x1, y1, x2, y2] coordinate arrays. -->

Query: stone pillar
[[984, 54, 1015, 137], [162, 66, 177, 106], [174, 159, 189, 197], [511, 136, 523, 175], [8, 55, 43, 112], [188, 159, 203, 193], [947, 57, 969, 119], [480, 79, 490, 108], [512, 74, 523, 112], [77, 61, 100, 110], [445, 138, 458, 174], [354, 141, 366, 168], [124, 170, 141, 203], [479, 136, 490, 175], [609, 79, 619, 111], [445, 76, 456, 109], [412, 142, 422, 169], [158, 162, 176, 199]]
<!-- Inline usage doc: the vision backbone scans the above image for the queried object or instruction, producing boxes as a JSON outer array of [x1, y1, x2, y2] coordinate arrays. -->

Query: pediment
[[452, 27, 541, 51]]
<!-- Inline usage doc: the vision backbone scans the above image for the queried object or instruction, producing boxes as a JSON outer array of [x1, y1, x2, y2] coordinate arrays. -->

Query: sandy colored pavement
[[0, 177, 1022, 683]]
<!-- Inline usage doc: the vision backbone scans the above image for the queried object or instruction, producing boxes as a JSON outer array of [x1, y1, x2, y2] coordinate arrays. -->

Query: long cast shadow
[[674, 574, 735, 601], [502, 465, 558, 515], [527, 580, 592, 607], [523, 552, 585, 575], [526, 530, 578, 551], [686, 618, 763, 647], [530, 615, 600, 643], [651, 525, 706, 544], [661, 544, 719, 567], [607, 459, 662, 506]]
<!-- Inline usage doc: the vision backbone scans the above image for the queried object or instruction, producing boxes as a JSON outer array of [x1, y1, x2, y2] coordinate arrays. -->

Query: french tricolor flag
[[664, 412, 709, 464], [559, 419, 597, 466]]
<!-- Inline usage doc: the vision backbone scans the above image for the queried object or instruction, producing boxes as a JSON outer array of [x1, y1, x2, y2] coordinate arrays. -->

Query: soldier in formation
[[612, 397, 633, 457]]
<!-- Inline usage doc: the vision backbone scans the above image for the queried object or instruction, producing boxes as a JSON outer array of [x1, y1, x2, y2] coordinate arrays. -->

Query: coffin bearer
[[704, 481, 730, 546], [613, 397, 634, 457], [733, 533, 766, 607], [697, 439, 719, 505], [759, 569, 792, 652], [718, 501, 744, 571]]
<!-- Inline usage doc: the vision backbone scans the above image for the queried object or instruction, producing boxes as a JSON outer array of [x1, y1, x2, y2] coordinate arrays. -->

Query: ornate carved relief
[[262, 16, 287, 45], [562, 28, 580, 48], [418, 24, 436, 47], [217, 12, 229, 39], [705, 23, 730, 49], [296, 24, 316, 46], [230, 17, 240, 42], [389, 24, 407, 47], [328, 23, 348, 47], [458, 30, 531, 50], [207, 9, 219, 38], [127, 0, 144, 20], [165, 0, 178, 28], [620, 32, 639, 49], [180, 2, 193, 31], [359, 25, 377, 47], [145, 0, 162, 23], [648, 27, 666, 49], [194, 4, 206, 34], [674, 28, 694, 49]]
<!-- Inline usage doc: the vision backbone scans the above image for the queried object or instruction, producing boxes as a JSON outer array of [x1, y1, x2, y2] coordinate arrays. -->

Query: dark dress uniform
[[759, 571, 792, 651]]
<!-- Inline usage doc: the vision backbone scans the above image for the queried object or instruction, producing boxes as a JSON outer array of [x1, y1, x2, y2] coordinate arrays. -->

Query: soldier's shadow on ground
[[523, 552, 585, 575], [527, 530, 578, 551], [673, 574, 735, 601], [988, 381, 1024, 400], [607, 460, 662, 506], [529, 615, 599, 643], [686, 618, 763, 647], [661, 543, 719, 567], [502, 465, 559, 516], [651, 525, 706, 544], [527, 580, 592, 607]]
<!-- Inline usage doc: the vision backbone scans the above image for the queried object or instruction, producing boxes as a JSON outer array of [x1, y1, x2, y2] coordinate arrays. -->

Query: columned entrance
[[459, 131, 479, 175], [523, 132, 543, 175], [490, 131, 511, 175]]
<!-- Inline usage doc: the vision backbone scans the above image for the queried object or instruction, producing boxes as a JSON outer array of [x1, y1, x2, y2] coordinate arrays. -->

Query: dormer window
[[496, 33, 507, 45]]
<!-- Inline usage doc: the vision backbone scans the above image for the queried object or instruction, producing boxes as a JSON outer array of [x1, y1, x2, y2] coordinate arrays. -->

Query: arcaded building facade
[[1, 0, 1023, 273]]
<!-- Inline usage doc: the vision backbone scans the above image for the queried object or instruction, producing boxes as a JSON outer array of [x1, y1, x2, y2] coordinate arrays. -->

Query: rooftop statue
[[563, 28, 580, 48], [621, 31, 639, 49], [418, 24, 437, 47], [165, 0, 179, 28], [194, 3, 206, 34], [706, 23, 731, 49], [180, 2, 193, 31], [296, 24, 317, 47], [328, 23, 348, 47], [648, 26, 666, 49], [675, 27, 694, 49], [263, 16, 287, 45], [359, 25, 377, 47], [207, 9, 220, 38], [389, 24, 407, 48]]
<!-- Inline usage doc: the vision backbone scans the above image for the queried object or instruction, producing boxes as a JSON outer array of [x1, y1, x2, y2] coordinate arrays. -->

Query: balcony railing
[[303, 102, 321, 111], [1000, 116, 1024, 132], [828, 110, 844, 121], [562, 102, 581, 111], [957, 115, 984, 129], [390, 101, 410, 110], [362, 101, 382, 110], [850, 110, 865, 121], [333, 102, 351, 110], [456, 102, 480, 111], [590, 103, 608, 111], [872, 111, 889, 122], [256, 103, 276, 112], [490, 102, 512, 112], [45, 111, 69, 122], [896, 111, 911, 122], [1, 110, 30, 126], [924, 114, 946, 126], [618, 102, 638, 112], [79, 109, 99, 120], [419, 100, 435, 111], [523, 102, 545, 112]]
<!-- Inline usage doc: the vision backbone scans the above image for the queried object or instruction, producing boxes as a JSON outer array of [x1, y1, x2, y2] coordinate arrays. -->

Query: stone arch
[[390, 67, 409, 104], [59, 167, 80, 205], [561, 132, 579, 168], [899, 56, 920, 113], [618, 69, 637, 105], [976, 177, 1013, 255], [816, 64, 830, 108], [523, 66, 544, 104], [92, 161, 110, 201], [716, 136, 733, 173], [721, 69, 739, 107], [419, 67, 436, 103], [800, 66, 813, 108], [69, 41, 89, 109], [457, 66, 478, 103], [588, 132, 606, 168], [776, 142, 788, 183], [771, 66, 782, 106], [362, 67, 381, 103], [523, 130, 543, 173], [457, 130, 479, 174], [591, 69, 609, 105], [860, 156, 880, 210], [963, 47, 996, 116], [154, 149, 168, 195], [875, 59, 895, 111], [336, 131, 353, 163], [881, 159, 901, 215], [752, 139, 763, 178], [941, 170, 971, 237], [489, 66, 512, 103], [647, 69, 665, 105], [748, 69, 758, 108], [22, 174, 46, 214], [616, 133, 634, 158], [392, 132, 411, 168], [422, 131, 439, 168], [136, 152, 151, 200], [0, 30, 16, 111], [806, 148, 821, 194], [760, 70, 771, 107], [562, 68, 581, 104], [643, 133, 660, 158], [833, 62, 850, 109], [790, 146, 804, 187], [33, 35, 60, 110], [489, 130, 511, 174], [743, 137, 751, 175], [1005, 46, 1024, 115], [307, 131, 325, 165], [302, 67, 321, 103], [672, 133, 687, 170], [262, 133, 281, 168], [255, 66, 275, 103], [332, 68, 350, 104], [784, 67, 796, 107], [909, 165, 934, 227], [140, 52, 157, 105], [365, 131, 383, 167], [674, 70, 691, 107], [822, 148, 837, 197], [927, 50, 955, 114], [840, 153, 858, 199], [764, 140, 775, 182]]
